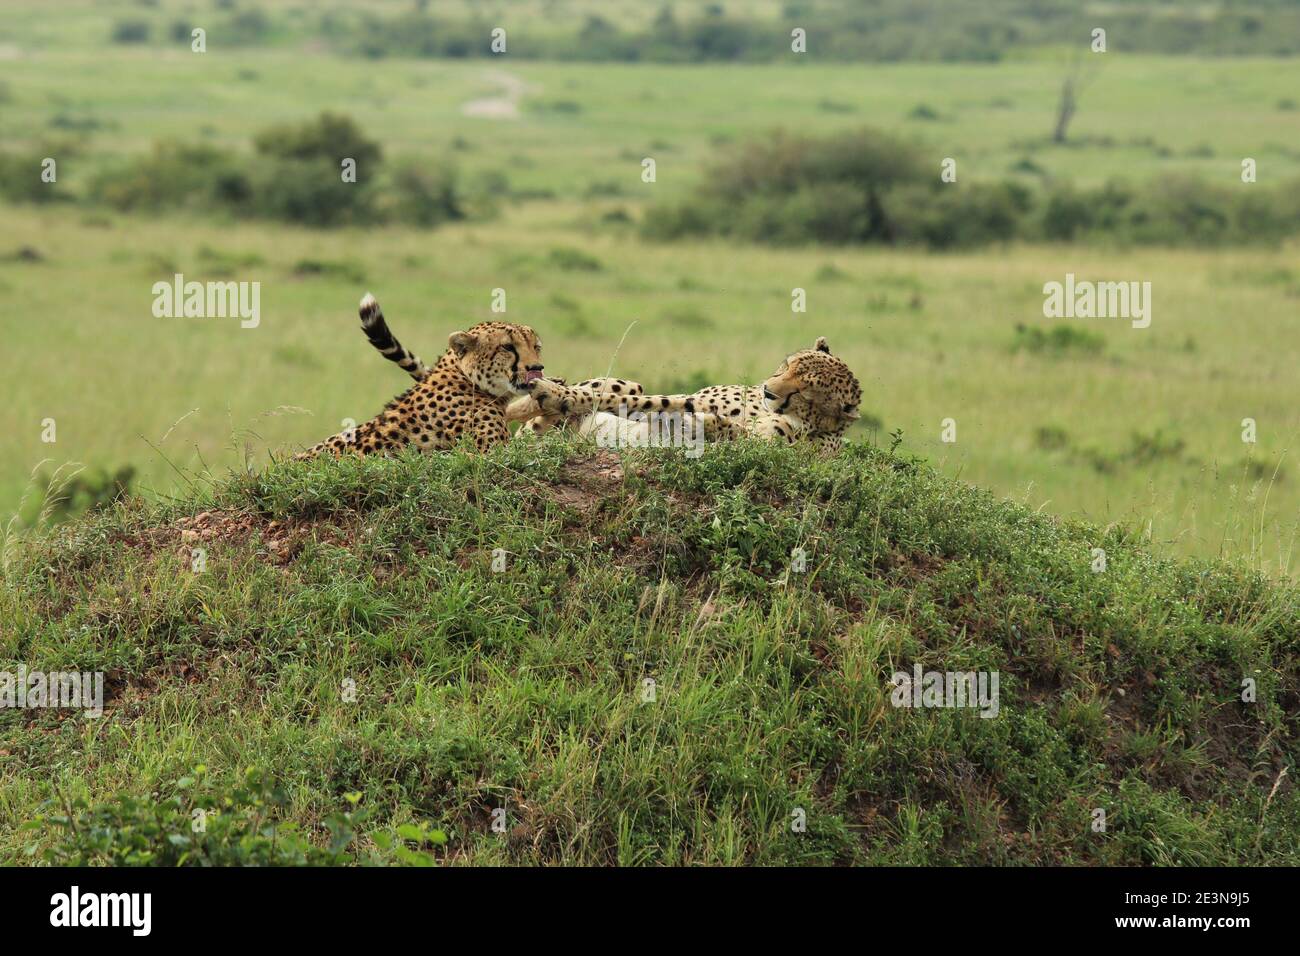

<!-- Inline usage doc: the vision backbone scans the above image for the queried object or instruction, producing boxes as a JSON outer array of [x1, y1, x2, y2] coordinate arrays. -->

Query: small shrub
[[253, 112, 381, 170], [0, 149, 73, 204], [196, 245, 266, 276], [885, 181, 1031, 248], [660, 306, 715, 329], [1010, 157, 1045, 176], [1034, 425, 1071, 452], [548, 292, 583, 314], [292, 259, 366, 283], [1012, 323, 1106, 356], [547, 247, 603, 272], [30, 768, 372, 866], [250, 157, 373, 226], [816, 263, 851, 281], [530, 99, 583, 115], [223, 8, 272, 45], [48, 114, 105, 132], [90, 141, 251, 212], [817, 98, 856, 114], [584, 180, 625, 198], [1240, 457, 1284, 482], [1125, 430, 1185, 464], [382, 158, 465, 227], [110, 20, 151, 44], [30, 466, 135, 525]]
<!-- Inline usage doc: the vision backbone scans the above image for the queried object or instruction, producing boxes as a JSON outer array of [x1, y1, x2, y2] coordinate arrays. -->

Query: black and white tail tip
[[359, 292, 428, 380]]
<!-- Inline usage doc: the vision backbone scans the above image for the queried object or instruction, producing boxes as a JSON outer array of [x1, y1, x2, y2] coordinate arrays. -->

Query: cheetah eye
[[503, 344, 518, 355]]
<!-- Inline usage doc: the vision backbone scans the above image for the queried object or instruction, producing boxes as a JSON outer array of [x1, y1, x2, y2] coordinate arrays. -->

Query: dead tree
[[1053, 49, 1102, 144]]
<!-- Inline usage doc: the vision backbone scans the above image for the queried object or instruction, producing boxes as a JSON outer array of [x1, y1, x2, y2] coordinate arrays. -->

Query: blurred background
[[2, 0, 1298, 568]]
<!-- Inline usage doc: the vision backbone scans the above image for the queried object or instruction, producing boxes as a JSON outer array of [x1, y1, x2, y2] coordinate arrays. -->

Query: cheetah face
[[762, 337, 862, 436], [449, 322, 544, 398]]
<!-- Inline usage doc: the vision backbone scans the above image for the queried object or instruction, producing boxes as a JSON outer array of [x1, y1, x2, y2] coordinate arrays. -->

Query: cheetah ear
[[814, 337, 831, 354], [449, 331, 476, 356]]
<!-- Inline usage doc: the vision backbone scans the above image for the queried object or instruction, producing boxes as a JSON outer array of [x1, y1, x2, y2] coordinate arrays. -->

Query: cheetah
[[349, 291, 646, 439], [297, 293, 548, 458], [522, 337, 862, 452], [356, 295, 644, 416]]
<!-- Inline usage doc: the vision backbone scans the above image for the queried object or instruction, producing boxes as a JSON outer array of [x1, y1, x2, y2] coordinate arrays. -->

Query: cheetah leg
[[528, 380, 699, 419]]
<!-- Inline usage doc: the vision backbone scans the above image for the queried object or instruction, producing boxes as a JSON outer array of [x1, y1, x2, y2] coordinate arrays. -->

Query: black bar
[[0, 866, 1276, 941]]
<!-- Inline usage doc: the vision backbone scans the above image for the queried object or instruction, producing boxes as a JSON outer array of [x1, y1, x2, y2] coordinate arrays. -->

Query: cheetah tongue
[[524, 370, 544, 383]]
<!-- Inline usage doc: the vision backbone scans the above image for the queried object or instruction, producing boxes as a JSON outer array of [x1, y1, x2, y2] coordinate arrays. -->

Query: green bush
[[1042, 177, 1300, 246], [645, 128, 1300, 249], [223, 9, 272, 45], [75, 114, 467, 229], [90, 142, 251, 212], [110, 20, 151, 44], [547, 247, 604, 272], [0, 148, 72, 204], [96, 1, 1300, 62], [381, 158, 465, 227], [28, 768, 373, 866], [1012, 323, 1106, 357], [253, 112, 382, 170], [249, 157, 375, 227], [885, 181, 1031, 248], [353, 13, 492, 59], [644, 128, 1032, 248]]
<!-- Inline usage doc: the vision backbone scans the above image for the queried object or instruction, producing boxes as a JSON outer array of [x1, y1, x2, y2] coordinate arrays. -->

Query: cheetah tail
[[359, 292, 429, 380]]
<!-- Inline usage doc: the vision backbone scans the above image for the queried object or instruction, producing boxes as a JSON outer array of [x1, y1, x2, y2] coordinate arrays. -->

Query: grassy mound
[[1, 438, 1296, 865]]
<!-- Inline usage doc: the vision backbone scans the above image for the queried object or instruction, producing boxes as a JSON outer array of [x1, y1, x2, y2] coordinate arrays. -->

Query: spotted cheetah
[[350, 292, 646, 439], [523, 337, 862, 451], [297, 293, 548, 458]]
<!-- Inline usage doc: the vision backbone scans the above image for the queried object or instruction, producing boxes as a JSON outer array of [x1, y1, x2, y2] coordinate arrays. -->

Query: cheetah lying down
[[299, 296, 860, 458], [298, 293, 548, 457], [299, 294, 647, 458], [518, 337, 862, 452]]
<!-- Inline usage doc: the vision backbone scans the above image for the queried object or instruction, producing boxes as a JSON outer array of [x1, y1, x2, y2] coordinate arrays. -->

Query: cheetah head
[[448, 322, 544, 398], [761, 337, 862, 438]]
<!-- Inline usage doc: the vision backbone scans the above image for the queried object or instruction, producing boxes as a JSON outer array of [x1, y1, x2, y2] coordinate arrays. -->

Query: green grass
[[2, 438, 1297, 864], [5, 13, 1300, 565], [4, 204, 1298, 566], [6, 46, 1299, 197], [4, 0, 1297, 871]]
